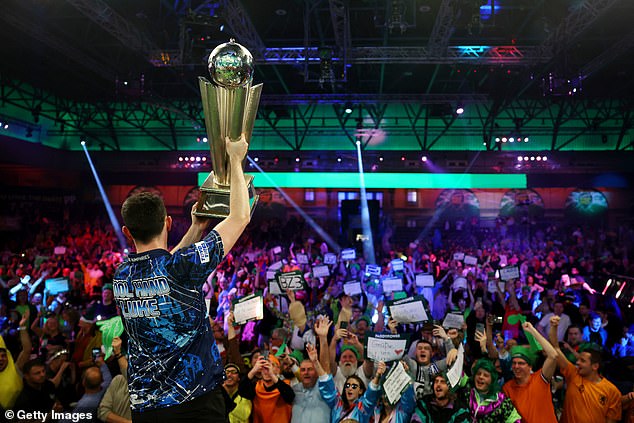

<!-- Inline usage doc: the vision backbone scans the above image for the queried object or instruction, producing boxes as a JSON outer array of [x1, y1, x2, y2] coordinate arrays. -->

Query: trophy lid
[[208, 39, 254, 88]]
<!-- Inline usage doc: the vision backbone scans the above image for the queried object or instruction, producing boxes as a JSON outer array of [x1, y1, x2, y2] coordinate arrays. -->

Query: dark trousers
[[132, 387, 229, 423]]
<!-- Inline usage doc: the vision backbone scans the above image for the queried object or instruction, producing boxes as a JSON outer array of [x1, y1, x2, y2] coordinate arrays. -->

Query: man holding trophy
[[113, 39, 259, 423]]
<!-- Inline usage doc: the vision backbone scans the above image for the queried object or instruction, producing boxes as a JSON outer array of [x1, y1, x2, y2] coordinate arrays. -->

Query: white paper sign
[[45, 277, 69, 295], [268, 281, 283, 296], [487, 280, 505, 293], [442, 313, 465, 329], [452, 277, 467, 291], [272, 246, 282, 255], [343, 282, 363, 296], [499, 255, 508, 267], [499, 266, 520, 281], [391, 259, 404, 271], [366, 264, 381, 276], [446, 344, 465, 388], [388, 296, 428, 323], [233, 294, 264, 325], [453, 252, 465, 261], [366, 334, 409, 363], [464, 255, 478, 266], [266, 270, 277, 281], [382, 276, 403, 293], [269, 261, 283, 271], [312, 265, 330, 278], [296, 253, 309, 264], [324, 253, 337, 265], [341, 249, 356, 260], [54, 246, 66, 255], [383, 361, 412, 405], [415, 274, 434, 287]]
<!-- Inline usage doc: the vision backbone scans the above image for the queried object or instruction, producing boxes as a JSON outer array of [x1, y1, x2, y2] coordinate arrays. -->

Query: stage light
[[202, 137, 208, 143], [196, 137, 201, 143], [345, 107, 353, 114], [178, 156, 184, 162], [530, 156, 535, 161], [524, 137, 529, 142], [536, 156, 542, 161], [195, 156, 201, 162], [190, 156, 195, 162], [202, 157, 207, 161], [80, 140, 86, 146], [421, 156, 428, 162], [509, 137, 514, 142], [379, 156, 384, 162], [401, 156, 406, 161], [295, 156, 301, 162], [184, 157, 189, 161], [517, 156, 523, 161], [3, 124, 8, 129], [456, 106, 464, 115], [502, 137, 507, 142], [495, 137, 500, 142], [337, 157, 342, 162], [523, 156, 529, 161], [542, 156, 548, 161], [254, 157, 259, 162]]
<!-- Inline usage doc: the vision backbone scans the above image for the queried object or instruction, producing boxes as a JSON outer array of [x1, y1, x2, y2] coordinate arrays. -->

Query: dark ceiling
[[0, 0, 633, 154]]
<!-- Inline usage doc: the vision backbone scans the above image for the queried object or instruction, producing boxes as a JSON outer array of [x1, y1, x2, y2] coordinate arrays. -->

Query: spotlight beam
[[246, 156, 341, 253], [355, 141, 376, 264], [81, 142, 127, 250]]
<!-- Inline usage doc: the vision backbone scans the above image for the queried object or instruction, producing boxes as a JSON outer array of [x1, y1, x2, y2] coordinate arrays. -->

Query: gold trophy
[[195, 39, 261, 218]]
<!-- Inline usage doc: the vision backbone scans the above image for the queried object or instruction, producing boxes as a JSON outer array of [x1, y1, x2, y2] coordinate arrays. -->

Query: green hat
[[340, 345, 361, 361], [355, 316, 371, 326], [472, 358, 500, 395], [510, 346, 536, 367]]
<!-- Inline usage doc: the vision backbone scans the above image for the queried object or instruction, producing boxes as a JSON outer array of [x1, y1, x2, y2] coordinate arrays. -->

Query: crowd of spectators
[[1, 206, 633, 422]]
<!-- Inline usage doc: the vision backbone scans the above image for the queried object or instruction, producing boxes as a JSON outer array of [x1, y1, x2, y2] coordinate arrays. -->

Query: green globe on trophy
[[195, 39, 261, 218]]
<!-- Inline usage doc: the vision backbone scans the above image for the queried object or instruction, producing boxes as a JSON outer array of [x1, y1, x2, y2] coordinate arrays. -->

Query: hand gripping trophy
[[195, 39, 261, 218]]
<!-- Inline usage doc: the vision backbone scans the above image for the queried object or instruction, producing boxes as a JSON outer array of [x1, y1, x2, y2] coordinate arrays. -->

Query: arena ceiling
[[0, 0, 633, 154]]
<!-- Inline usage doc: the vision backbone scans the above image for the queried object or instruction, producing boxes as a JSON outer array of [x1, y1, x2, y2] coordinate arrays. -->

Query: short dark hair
[[23, 358, 45, 375], [121, 193, 167, 244]]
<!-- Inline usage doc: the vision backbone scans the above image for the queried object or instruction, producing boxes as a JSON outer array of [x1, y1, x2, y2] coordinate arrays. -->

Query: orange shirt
[[252, 379, 292, 423], [503, 371, 557, 423], [560, 361, 622, 423]]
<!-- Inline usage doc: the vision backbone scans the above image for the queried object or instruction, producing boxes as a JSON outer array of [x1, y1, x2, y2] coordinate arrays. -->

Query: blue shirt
[[113, 230, 224, 411], [291, 382, 330, 423]]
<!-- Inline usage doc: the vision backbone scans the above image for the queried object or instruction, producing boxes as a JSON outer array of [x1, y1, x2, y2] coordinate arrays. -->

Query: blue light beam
[[355, 141, 376, 264], [81, 142, 127, 250], [246, 156, 341, 253]]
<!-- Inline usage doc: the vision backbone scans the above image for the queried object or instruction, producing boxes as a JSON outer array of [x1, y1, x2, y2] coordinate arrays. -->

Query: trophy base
[[194, 173, 258, 219]]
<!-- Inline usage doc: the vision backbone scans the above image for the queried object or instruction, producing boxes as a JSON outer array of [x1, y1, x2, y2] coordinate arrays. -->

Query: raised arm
[[16, 311, 33, 372], [170, 202, 212, 254], [213, 135, 251, 256], [522, 321, 558, 381], [548, 316, 570, 369], [314, 316, 332, 375]]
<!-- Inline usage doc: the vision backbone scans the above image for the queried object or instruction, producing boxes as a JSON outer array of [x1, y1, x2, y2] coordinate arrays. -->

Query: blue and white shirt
[[113, 230, 224, 411]]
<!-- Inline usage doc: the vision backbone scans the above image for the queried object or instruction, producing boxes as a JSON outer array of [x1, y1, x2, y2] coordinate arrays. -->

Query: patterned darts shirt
[[113, 230, 225, 412]]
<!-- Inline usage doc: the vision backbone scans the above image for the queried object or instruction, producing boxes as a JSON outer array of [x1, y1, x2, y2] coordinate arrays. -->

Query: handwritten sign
[[382, 276, 403, 293], [341, 249, 356, 261], [383, 361, 412, 405], [464, 255, 478, 266], [324, 253, 337, 265], [442, 313, 465, 329], [387, 296, 428, 323], [446, 344, 465, 388], [453, 252, 465, 261], [277, 271, 306, 291], [365, 333, 410, 362], [366, 264, 381, 276], [499, 266, 520, 281], [391, 259, 404, 271], [415, 274, 434, 287], [312, 265, 330, 278], [233, 293, 264, 325], [343, 281, 363, 296], [296, 253, 309, 264]]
